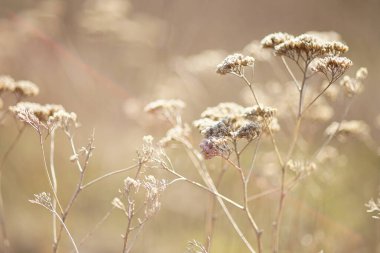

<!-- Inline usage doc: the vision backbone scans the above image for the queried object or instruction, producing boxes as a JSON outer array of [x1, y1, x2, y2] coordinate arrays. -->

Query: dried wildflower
[[340, 67, 368, 97], [261, 32, 294, 49], [14, 80, 39, 97], [243, 105, 277, 120], [144, 99, 185, 122], [9, 102, 64, 122], [194, 103, 276, 141], [199, 103, 243, 121], [142, 175, 167, 218], [48, 110, 78, 130], [325, 120, 370, 142], [139, 135, 155, 163], [159, 124, 191, 147], [124, 177, 141, 193], [29, 192, 53, 211], [233, 121, 261, 140], [286, 160, 317, 177], [216, 53, 255, 75], [200, 137, 230, 159], [9, 102, 77, 133], [365, 193, 380, 219], [203, 120, 231, 138], [273, 34, 349, 61], [311, 56, 352, 81], [0, 75, 16, 93]]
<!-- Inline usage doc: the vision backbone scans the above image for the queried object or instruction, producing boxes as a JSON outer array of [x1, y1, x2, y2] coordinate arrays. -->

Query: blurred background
[[0, 0, 379, 252]]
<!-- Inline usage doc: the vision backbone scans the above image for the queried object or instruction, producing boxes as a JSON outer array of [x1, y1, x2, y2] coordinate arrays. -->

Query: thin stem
[[281, 56, 301, 91], [181, 141, 256, 253], [272, 60, 309, 253], [302, 80, 333, 115], [39, 132, 64, 214], [54, 131, 95, 253], [50, 131, 58, 247], [226, 158, 263, 253], [122, 212, 134, 253], [246, 135, 262, 184], [53, 211, 79, 253], [81, 164, 139, 189], [166, 168, 243, 210], [75, 207, 114, 251], [239, 74, 284, 166]]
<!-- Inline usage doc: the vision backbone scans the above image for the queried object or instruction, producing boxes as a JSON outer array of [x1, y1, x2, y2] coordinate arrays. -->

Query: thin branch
[[81, 164, 139, 190]]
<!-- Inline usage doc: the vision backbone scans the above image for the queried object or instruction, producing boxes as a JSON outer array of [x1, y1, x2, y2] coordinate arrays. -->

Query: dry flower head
[[216, 53, 255, 75]]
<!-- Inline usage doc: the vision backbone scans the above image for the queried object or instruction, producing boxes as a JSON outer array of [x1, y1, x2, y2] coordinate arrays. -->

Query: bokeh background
[[0, 0, 379, 252]]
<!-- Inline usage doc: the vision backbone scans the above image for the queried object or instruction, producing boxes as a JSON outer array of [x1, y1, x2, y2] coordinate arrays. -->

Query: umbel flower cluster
[[261, 32, 352, 82], [9, 102, 78, 132], [0, 75, 39, 97], [193, 103, 277, 159]]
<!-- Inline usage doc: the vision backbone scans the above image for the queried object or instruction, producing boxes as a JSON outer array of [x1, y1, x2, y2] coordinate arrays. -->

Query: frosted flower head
[[194, 103, 276, 140], [274, 34, 349, 61], [124, 177, 141, 193], [311, 56, 352, 82], [9, 102, 77, 132], [200, 137, 230, 159], [9, 102, 64, 122], [142, 175, 167, 218], [216, 53, 255, 75], [243, 105, 277, 121], [0, 75, 16, 93], [233, 121, 261, 140], [261, 32, 294, 49], [29, 192, 53, 211], [199, 103, 244, 121], [14, 80, 39, 97], [159, 124, 191, 147], [203, 120, 231, 138], [48, 110, 78, 131]]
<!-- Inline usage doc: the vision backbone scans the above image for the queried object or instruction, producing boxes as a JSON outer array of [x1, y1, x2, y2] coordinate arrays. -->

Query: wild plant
[[0, 31, 374, 253]]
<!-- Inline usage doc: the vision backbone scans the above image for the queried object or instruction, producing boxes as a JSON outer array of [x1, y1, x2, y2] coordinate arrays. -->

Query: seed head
[[261, 32, 294, 49], [311, 56, 352, 81], [200, 137, 230, 159], [216, 53, 255, 75]]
